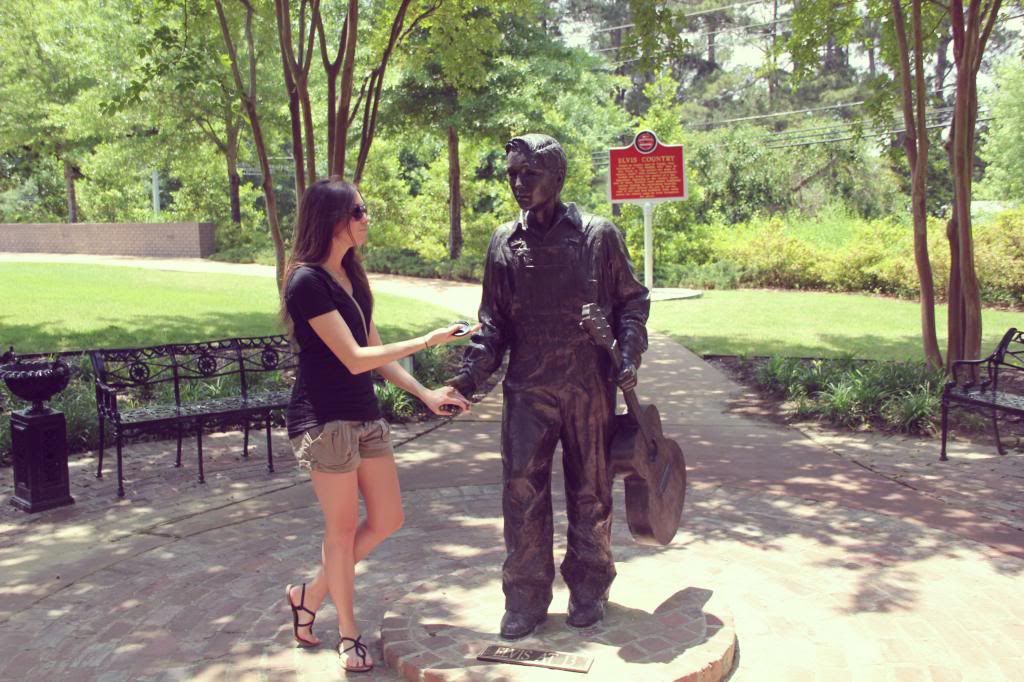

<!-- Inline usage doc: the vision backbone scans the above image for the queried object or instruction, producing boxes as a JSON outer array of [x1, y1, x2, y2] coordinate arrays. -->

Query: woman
[[281, 178, 473, 673]]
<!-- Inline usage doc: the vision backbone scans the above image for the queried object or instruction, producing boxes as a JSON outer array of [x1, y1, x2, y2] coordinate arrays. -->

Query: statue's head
[[505, 134, 567, 212]]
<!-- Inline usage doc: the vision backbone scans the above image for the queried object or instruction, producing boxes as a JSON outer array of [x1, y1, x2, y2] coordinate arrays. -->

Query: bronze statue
[[449, 134, 650, 640]]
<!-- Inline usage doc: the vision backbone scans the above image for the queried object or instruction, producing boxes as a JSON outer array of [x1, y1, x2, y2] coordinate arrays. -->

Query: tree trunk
[[891, 0, 943, 369], [950, 68, 982, 362], [934, 33, 951, 104], [63, 157, 79, 224], [333, 0, 358, 179], [447, 125, 462, 261], [707, 16, 717, 67], [215, 0, 287, 286], [226, 119, 242, 226], [299, 77, 317, 186], [250, 107, 287, 286], [285, 71, 304, 199], [945, 0, 1001, 363], [354, 0, 415, 183], [945, 205, 964, 368]]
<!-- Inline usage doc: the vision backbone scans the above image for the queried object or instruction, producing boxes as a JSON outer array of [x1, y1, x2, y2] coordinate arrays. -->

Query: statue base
[[380, 565, 736, 681]]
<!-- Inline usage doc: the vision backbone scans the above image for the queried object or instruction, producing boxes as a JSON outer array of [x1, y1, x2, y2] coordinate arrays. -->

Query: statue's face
[[506, 150, 561, 211]]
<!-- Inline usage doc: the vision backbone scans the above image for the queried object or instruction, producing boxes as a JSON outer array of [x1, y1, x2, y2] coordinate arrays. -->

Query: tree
[[116, 0, 252, 227], [788, 0, 1010, 369], [385, 0, 531, 259], [214, 0, 288, 282], [980, 59, 1024, 201], [0, 1, 114, 222], [215, 0, 439, 284]]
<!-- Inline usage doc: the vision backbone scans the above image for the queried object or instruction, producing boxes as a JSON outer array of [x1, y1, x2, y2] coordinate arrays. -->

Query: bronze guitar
[[581, 303, 687, 546]]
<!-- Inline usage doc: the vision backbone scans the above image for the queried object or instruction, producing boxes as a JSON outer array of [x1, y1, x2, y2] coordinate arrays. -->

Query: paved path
[[0, 256, 1022, 680]]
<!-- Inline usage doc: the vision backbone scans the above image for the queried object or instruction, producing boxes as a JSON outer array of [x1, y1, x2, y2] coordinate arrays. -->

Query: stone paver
[[1, 258, 1022, 680], [380, 561, 736, 681]]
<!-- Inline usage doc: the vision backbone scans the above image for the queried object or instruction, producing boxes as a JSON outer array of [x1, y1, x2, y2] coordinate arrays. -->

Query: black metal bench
[[940, 327, 1024, 460], [90, 335, 297, 496]]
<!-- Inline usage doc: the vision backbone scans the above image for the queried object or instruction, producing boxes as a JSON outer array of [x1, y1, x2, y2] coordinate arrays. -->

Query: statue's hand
[[615, 361, 638, 391]]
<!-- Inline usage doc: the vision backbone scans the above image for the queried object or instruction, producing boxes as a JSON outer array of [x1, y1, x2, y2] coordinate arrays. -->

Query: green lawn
[[3, 263, 1020, 361], [0, 263, 458, 353], [651, 289, 1023, 361]]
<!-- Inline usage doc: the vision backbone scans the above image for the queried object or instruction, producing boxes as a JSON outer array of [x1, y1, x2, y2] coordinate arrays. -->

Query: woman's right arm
[[308, 311, 461, 375]]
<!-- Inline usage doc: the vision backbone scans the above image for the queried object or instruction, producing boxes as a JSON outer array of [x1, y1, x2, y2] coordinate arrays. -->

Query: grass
[[0, 263, 457, 353], [651, 289, 1023, 361], [3, 262, 1020, 363]]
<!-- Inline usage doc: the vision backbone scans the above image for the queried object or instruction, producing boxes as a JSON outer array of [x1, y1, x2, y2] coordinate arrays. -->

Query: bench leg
[[992, 408, 1006, 455], [197, 419, 206, 484], [243, 420, 250, 459], [175, 422, 183, 468], [940, 398, 950, 462], [266, 413, 274, 473], [96, 418, 105, 479], [116, 431, 125, 498]]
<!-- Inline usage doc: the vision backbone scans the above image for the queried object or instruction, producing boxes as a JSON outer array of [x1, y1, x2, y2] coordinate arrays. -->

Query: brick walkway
[[0, 262, 1022, 680]]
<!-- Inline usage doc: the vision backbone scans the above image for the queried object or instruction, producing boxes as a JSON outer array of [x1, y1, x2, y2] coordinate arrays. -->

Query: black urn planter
[[1, 350, 75, 512]]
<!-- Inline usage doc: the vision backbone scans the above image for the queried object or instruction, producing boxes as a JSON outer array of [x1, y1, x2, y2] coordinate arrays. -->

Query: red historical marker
[[607, 130, 688, 288], [609, 130, 687, 204]]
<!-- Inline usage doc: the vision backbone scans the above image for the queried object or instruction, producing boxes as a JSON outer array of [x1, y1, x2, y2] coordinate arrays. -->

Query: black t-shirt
[[284, 264, 380, 437]]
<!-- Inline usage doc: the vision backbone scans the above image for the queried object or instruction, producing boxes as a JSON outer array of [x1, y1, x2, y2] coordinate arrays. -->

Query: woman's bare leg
[[353, 455, 404, 559], [309, 469, 361, 650], [292, 456, 403, 616]]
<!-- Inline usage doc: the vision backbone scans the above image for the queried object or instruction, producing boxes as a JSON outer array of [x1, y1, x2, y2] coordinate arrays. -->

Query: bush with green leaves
[[711, 217, 824, 289], [752, 356, 946, 433], [374, 381, 416, 421]]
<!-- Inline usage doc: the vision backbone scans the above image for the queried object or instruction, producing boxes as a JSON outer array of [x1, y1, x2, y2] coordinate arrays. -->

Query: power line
[[765, 116, 995, 149], [591, 0, 773, 35], [587, 108, 991, 163], [596, 16, 790, 53], [694, 100, 866, 127]]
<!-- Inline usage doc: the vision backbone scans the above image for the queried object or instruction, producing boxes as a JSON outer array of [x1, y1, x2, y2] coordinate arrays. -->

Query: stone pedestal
[[9, 409, 75, 512], [380, 566, 737, 681]]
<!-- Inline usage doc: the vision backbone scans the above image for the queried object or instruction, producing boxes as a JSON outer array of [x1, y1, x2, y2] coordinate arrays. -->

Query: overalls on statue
[[500, 220, 618, 618]]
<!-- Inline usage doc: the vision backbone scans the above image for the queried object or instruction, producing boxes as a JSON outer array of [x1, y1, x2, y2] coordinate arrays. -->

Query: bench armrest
[[946, 356, 995, 391], [94, 380, 119, 416]]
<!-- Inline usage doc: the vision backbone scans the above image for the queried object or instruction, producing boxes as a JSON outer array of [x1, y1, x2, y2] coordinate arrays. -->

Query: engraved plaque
[[477, 645, 592, 673]]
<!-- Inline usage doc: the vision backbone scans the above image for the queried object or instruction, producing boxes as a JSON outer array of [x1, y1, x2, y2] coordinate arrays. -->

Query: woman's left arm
[[369, 321, 471, 415]]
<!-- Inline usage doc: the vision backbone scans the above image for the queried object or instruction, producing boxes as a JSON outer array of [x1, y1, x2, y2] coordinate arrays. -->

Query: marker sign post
[[608, 130, 687, 288]]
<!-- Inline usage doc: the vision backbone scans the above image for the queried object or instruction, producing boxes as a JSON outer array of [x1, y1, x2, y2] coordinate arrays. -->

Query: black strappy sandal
[[285, 583, 319, 648], [339, 634, 373, 673]]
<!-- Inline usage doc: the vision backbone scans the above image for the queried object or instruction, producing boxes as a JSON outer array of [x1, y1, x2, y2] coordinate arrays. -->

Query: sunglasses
[[351, 203, 369, 220]]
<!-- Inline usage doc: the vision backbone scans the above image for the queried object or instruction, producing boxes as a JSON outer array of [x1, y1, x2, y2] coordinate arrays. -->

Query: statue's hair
[[505, 134, 567, 178]]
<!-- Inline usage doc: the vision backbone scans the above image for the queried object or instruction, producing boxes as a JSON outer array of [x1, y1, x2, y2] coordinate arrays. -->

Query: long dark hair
[[280, 178, 373, 336]]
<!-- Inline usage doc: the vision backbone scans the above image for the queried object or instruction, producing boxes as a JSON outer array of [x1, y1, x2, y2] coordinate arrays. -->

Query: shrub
[[663, 261, 745, 290], [374, 382, 415, 421], [974, 208, 1024, 307], [752, 356, 945, 434], [363, 248, 484, 282], [712, 217, 824, 289], [881, 389, 941, 433], [412, 345, 460, 388]]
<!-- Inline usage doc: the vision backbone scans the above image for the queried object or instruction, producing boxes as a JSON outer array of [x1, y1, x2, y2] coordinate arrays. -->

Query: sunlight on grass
[[651, 289, 1022, 361], [0, 263, 458, 352]]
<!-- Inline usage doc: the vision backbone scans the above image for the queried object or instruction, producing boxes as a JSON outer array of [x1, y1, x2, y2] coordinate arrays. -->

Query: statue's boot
[[499, 611, 546, 640], [566, 595, 608, 628]]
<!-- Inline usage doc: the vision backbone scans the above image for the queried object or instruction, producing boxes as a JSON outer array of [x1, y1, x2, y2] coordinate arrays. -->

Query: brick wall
[[0, 223, 217, 258]]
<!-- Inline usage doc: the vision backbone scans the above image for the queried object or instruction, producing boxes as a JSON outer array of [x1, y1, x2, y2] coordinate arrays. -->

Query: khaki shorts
[[290, 418, 393, 474]]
